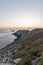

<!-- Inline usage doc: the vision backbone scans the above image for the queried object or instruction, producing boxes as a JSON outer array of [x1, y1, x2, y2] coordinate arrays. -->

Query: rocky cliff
[[0, 28, 43, 55]]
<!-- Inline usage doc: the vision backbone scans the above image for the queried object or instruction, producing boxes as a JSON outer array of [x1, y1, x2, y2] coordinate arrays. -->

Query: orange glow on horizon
[[0, 24, 43, 28]]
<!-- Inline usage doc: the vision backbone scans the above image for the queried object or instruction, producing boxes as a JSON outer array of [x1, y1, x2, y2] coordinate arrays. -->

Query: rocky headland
[[0, 28, 43, 65], [0, 28, 43, 55]]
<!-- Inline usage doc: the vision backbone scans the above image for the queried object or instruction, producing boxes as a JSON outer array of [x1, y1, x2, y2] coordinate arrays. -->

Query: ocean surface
[[0, 28, 17, 49], [0, 28, 33, 49]]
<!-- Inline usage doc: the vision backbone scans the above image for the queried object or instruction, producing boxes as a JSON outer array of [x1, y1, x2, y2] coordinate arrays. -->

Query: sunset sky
[[0, 0, 43, 28]]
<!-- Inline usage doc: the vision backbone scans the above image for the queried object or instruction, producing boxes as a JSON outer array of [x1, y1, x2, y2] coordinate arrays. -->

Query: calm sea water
[[0, 28, 17, 49], [0, 28, 34, 49]]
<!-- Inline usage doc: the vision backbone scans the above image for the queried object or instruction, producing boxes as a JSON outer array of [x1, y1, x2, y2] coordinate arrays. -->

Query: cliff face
[[14, 28, 43, 40], [0, 29, 43, 55]]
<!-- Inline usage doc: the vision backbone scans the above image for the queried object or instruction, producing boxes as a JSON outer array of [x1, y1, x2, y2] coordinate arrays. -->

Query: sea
[[0, 28, 17, 49], [0, 28, 33, 49]]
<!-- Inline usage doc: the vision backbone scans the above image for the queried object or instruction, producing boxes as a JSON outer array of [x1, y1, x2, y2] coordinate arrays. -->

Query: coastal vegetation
[[0, 29, 43, 65], [38, 58, 43, 65], [12, 47, 41, 65]]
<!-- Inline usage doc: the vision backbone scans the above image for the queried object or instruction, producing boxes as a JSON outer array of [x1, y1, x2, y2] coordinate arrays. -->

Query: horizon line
[[0, 26, 43, 29]]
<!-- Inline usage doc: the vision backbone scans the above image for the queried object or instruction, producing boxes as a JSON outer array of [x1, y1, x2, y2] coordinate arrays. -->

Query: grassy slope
[[12, 32, 43, 65]]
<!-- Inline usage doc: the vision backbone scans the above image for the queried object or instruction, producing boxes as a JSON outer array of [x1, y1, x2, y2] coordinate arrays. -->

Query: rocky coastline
[[0, 28, 43, 55], [0, 28, 43, 65]]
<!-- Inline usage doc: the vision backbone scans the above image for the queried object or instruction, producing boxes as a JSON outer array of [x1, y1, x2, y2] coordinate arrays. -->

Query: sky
[[0, 0, 43, 28]]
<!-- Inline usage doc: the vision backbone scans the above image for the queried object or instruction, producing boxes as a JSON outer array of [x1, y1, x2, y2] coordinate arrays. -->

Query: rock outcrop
[[13, 28, 43, 40], [0, 28, 43, 55]]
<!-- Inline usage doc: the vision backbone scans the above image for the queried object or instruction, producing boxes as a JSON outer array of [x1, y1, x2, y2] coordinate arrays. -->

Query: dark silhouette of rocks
[[13, 28, 43, 40]]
